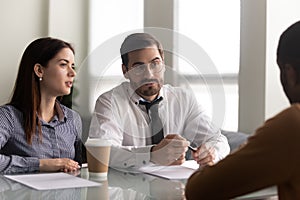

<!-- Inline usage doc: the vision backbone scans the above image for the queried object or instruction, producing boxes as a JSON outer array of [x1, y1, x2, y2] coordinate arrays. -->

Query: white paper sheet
[[4, 172, 100, 190], [138, 160, 199, 179]]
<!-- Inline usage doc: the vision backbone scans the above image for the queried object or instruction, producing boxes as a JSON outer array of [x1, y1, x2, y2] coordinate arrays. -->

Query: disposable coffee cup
[[87, 180, 109, 200], [85, 138, 111, 178]]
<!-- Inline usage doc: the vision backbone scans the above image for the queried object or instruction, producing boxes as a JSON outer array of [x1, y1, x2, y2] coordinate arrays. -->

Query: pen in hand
[[188, 145, 197, 152]]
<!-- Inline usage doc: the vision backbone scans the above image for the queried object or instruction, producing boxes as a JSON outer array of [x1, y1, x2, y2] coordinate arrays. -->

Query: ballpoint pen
[[188, 145, 197, 152]]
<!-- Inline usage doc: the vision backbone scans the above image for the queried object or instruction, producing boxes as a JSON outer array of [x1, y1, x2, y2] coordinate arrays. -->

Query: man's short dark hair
[[277, 21, 300, 64], [120, 33, 164, 67]]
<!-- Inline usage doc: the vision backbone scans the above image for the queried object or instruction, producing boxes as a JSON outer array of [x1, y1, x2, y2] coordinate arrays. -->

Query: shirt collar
[[55, 100, 66, 122], [37, 101, 66, 125]]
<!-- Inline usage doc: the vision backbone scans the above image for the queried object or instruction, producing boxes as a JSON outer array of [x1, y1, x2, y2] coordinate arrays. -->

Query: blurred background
[[0, 0, 299, 140]]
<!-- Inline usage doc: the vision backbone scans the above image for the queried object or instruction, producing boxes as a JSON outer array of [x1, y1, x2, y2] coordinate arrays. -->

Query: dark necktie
[[139, 97, 164, 144]]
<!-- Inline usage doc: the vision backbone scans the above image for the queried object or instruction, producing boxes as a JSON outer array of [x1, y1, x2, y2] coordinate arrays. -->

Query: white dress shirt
[[89, 82, 230, 168]]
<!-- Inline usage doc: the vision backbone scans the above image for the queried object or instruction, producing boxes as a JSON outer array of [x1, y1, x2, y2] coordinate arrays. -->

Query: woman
[[0, 37, 82, 174]]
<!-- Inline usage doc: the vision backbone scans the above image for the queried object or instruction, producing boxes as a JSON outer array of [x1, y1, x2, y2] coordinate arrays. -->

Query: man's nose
[[142, 64, 154, 77]]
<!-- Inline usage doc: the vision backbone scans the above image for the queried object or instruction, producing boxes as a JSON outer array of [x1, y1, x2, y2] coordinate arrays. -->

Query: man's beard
[[132, 78, 163, 97], [137, 84, 161, 96]]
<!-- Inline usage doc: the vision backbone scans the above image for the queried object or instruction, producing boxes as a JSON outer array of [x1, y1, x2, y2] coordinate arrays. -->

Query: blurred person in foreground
[[185, 20, 300, 200]]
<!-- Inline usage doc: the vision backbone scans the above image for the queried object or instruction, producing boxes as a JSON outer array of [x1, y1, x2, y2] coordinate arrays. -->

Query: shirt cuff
[[133, 146, 153, 167], [4, 156, 40, 174]]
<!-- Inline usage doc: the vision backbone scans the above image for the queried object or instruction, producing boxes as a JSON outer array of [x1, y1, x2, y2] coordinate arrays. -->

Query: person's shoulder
[[281, 103, 300, 121], [0, 104, 22, 121], [163, 84, 195, 98], [0, 104, 21, 114], [163, 84, 187, 93], [251, 104, 300, 150], [98, 82, 128, 98], [59, 103, 81, 119], [290, 103, 300, 112], [275, 104, 300, 119], [263, 104, 300, 130]]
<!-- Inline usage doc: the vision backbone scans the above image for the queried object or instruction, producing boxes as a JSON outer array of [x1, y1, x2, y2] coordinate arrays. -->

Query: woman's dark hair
[[9, 37, 75, 144]]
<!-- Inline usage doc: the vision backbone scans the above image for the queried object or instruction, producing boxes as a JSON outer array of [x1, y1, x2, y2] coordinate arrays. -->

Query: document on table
[[4, 172, 100, 190], [138, 160, 199, 179]]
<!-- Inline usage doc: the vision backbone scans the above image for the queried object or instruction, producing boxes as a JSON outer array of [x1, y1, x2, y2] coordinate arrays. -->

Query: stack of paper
[[138, 160, 199, 179], [4, 172, 100, 190]]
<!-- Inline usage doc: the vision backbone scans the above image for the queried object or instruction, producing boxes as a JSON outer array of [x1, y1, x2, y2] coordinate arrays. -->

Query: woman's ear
[[33, 64, 44, 78], [122, 64, 129, 79]]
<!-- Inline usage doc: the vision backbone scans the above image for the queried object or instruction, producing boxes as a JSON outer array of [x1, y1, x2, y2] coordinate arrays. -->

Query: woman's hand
[[39, 158, 80, 172]]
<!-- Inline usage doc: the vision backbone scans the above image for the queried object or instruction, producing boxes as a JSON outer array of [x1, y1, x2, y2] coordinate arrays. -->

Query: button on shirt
[[0, 102, 82, 174], [89, 82, 230, 168]]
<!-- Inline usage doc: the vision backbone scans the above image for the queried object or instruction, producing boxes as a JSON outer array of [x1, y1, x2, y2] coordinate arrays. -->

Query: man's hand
[[192, 144, 216, 166], [150, 134, 190, 165], [39, 158, 80, 172]]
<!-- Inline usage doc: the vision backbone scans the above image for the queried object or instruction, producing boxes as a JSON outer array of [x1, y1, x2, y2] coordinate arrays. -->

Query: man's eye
[[151, 61, 160, 67], [132, 64, 143, 68]]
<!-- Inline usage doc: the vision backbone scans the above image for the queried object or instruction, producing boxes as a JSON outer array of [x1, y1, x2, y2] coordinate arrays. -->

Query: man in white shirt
[[89, 33, 230, 169]]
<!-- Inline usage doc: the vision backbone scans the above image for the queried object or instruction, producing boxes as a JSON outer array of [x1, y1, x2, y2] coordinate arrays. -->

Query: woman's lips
[[66, 81, 73, 87]]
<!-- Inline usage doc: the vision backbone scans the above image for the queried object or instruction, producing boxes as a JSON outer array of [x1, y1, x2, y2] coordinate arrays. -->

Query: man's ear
[[122, 64, 129, 79], [284, 64, 298, 87], [33, 64, 44, 78]]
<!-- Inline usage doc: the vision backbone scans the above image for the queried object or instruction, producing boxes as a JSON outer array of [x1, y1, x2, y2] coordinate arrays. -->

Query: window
[[88, 0, 144, 112], [87, 0, 240, 131], [175, 0, 240, 131]]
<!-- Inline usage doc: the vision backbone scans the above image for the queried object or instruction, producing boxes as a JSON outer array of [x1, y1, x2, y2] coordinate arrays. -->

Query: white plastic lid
[[85, 138, 112, 147]]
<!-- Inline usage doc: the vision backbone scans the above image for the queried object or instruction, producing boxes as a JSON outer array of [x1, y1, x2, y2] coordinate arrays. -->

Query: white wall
[[0, 0, 49, 105], [0, 0, 89, 120], [265, 0, 300, 119], [1, 0, 300, 135], [239, 0, 300, 134], [239, 0, 267, 134]]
